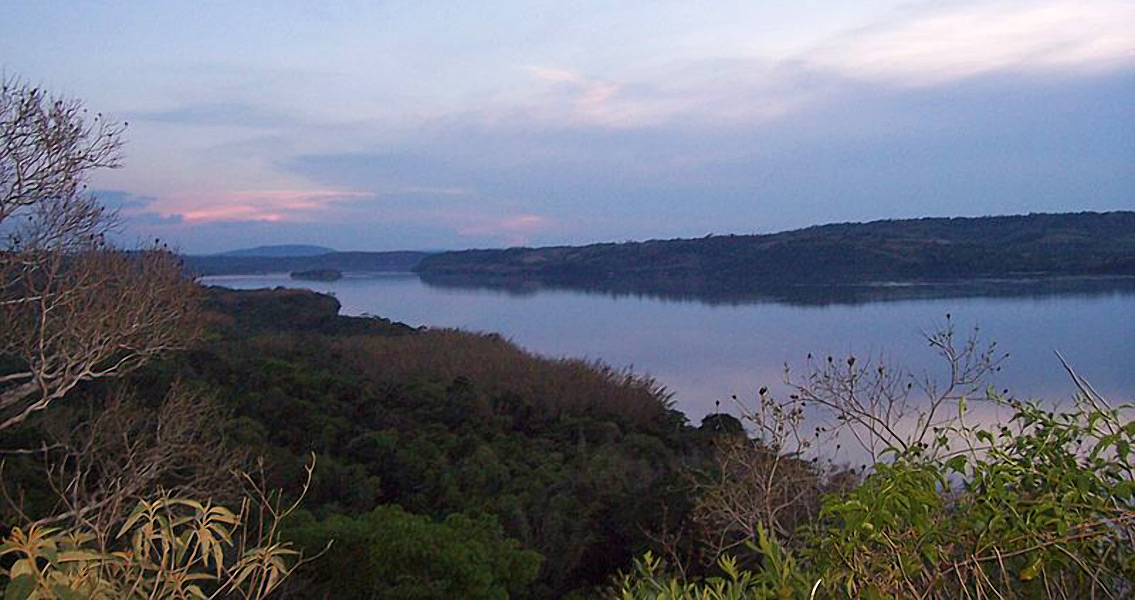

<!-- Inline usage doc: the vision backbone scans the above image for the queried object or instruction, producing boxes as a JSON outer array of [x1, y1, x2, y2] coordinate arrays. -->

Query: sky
[[2, 0, 1133, 254]]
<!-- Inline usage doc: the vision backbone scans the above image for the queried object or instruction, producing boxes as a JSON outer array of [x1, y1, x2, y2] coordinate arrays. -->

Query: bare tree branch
[[1, 248, 201, 431], [0, 77, 201, 431], [0, 75, 123, 225]]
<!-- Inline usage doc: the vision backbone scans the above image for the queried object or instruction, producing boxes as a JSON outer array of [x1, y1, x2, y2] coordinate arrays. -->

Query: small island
[[290, 269, 343, 281]]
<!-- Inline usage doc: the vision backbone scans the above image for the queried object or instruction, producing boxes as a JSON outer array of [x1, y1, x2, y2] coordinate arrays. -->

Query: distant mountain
[[218, 245, 335, 258], [184, 250, 433, 276], [415, 212, 1135, 297]]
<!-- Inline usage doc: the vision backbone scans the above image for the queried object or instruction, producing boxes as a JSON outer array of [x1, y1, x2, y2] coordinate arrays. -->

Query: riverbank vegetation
[[416, 212, 1135, 300], [7, 283, 1133, 598], [616, 334, 1135, 599], [2, 285, 719, 597]]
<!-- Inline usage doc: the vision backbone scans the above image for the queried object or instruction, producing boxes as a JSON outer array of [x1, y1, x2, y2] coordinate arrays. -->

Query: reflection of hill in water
[[418, 273, 1135, 307]]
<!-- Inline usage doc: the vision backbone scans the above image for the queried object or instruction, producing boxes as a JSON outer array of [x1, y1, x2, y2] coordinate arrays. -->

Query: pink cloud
[[146, 188, 372, 224], [180, 205, 284, 223], [456, 213, 553, 246], [523, 66, 639, 127], [525, 66, 586, 85]]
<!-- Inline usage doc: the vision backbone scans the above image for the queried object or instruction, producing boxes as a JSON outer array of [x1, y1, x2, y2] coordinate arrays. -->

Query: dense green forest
[[416, 212, 1135, 298], [3, 287, 737, 597], [195, 288, 712, 597]]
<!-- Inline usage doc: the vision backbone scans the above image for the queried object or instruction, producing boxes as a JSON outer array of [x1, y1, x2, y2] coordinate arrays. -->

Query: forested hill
[[415, 212, 1135, 294], [183, 250, 432, 276]]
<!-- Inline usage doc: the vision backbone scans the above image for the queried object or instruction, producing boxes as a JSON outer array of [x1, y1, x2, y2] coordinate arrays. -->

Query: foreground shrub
[[1, 457, 317, 599], [284, 505, 542, 599], [615, 323, 1135, 599], [2, 497, 294, 599], [617, 390, 1135, 598]]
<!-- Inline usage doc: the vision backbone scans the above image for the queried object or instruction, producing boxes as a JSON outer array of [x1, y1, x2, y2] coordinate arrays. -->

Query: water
[[202, 273, 1135, 428]]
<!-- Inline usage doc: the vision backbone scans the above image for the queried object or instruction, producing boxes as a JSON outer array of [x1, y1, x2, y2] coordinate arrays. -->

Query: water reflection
[[201, 273, 1135, 448], [420, 273, 1135, 307]]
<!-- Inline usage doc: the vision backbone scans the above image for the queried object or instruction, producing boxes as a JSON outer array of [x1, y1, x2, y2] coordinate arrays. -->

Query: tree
[[0, 75, 200, 432], [0, 71, 214, 545], [0, 76, 123, 224], [1, 76, 310, 597]]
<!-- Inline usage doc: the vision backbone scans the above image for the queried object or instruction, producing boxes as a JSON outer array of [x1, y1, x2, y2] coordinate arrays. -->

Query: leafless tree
[[0, 75, 200, 433], [690, 391, 856, 561], [785, 316, 1007, 462], [0, 76, 310, 597], [0, 76, 124, 224], [690, 319, 1003, 564]]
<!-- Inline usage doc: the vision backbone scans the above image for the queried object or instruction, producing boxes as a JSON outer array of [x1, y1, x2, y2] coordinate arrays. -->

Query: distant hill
[[184, 250, 433, 276], [415, 212, 1135, 297], [218, 244, 335, 257]]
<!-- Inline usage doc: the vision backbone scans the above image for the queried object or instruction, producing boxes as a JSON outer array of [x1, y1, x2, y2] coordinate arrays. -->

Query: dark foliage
[[285, 505, 543, 599], [128, 287, 728, 597], [416, 212, 1135, 302]]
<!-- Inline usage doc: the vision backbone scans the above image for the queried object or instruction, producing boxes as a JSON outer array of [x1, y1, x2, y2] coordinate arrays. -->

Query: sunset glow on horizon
[[3, 0, 1131, 253]]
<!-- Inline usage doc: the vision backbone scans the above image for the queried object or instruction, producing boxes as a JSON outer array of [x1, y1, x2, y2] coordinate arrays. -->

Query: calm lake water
[[202, 273, 1135, 427]]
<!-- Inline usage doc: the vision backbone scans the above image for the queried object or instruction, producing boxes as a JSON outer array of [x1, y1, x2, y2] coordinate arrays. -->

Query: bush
[[285, 505, 543, 599], [614, 326, 1135, 599]]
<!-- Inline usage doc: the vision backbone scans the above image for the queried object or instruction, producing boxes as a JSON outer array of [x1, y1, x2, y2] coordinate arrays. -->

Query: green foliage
[[613, 527, 814, 600], [284, 505, 542, 599], [19, 286, 1129, 599], [806, 390, 1135, 598], [91, 287, 708, 597], [0, 496, 297, 599], [809, 456, 946, 597], [614, 389, 1135, 599]]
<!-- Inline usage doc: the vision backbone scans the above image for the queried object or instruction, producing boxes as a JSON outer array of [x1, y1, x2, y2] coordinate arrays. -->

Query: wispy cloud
[[511, 1, 1135, 128], [522, 66, 637, 126], [180, 205, 285, 223], [96, 190, 158, 211], [25, 0, 1131, 254], [377, 185, 474, 197], [456, 213, 553, 246], [128, 102, 301, 129], [810, 0, 1135, 86], [142, 189, 372, 224]]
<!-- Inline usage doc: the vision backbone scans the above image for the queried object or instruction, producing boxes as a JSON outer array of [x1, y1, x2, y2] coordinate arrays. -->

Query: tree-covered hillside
[[416, 212, 1135, 297]]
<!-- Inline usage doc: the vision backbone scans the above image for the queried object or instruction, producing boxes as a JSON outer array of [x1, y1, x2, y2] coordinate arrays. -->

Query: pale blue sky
[[3, 0, 1132, 252]]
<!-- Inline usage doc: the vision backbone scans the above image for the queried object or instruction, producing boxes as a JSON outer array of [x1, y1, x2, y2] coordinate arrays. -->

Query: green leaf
[[3, 574, 36, 600], [49, 584, 88, 600], [55, 550, 108, 563], [920, 545, 940, 565], [117, 502, 149, 539]]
